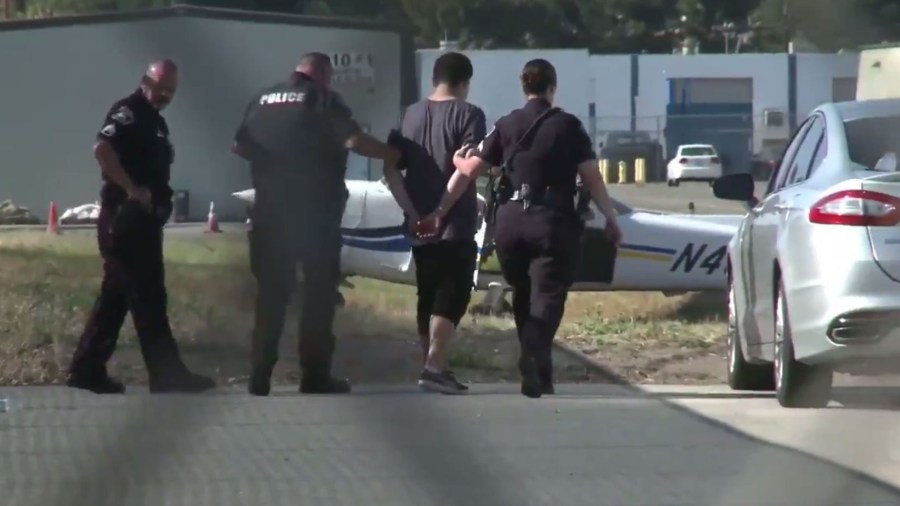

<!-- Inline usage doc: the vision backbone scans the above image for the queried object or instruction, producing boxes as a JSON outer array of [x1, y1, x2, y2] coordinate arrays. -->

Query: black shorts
[[412, 239, 478, 335]]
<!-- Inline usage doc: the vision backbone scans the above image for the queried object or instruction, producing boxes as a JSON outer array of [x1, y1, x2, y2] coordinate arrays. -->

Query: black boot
[[300, 374, 351, 394], [66, 370, 126, 394], [519, 355, 542, 399], [248, 367, 272, 396], [149, 366, 216, 393], [537, 358, 554, 395]]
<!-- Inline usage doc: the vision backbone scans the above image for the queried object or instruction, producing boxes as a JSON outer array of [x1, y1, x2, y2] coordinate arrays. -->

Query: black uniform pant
[[249, 213, 342, 379], [493, 204, 583, 380], [69, 205, 185, 380]]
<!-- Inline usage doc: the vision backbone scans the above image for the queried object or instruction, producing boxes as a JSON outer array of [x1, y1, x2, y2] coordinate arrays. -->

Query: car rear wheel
[[774, 281, 832, 408], [726, 278, 775, 391]]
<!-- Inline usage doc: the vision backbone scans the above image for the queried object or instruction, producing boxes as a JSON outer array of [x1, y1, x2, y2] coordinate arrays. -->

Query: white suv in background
[[667, 144, 723, 186]]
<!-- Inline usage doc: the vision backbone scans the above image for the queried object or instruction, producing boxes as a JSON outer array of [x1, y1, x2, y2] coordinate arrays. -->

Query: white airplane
[[233, 178, 742, 313]]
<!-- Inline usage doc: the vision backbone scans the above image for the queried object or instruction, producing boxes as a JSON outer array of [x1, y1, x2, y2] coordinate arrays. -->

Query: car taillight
[[679, 158, 688, 164], [710, 157, 720, 163], [808, 190, 900, 226]]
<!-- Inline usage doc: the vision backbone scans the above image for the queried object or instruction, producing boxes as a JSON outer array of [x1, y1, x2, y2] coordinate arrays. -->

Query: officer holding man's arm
[[421, 59, 622, 399], [232, 52, 400, 396]]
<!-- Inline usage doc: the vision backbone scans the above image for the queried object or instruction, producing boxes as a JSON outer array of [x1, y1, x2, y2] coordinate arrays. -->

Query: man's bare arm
[[382, 162, 418, 219]]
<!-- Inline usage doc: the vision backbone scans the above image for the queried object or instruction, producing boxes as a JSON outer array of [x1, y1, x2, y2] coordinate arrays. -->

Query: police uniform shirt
[[478, 98, 595, 198], [234, 72, 362, 194], [96, 89, 174, 208]]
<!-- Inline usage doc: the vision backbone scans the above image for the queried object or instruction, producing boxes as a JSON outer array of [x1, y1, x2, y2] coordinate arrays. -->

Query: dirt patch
[[555, 291, 729, 385]]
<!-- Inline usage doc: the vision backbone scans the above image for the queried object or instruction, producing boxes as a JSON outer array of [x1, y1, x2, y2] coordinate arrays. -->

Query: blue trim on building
[[788, 53, 797, 132], [668, 78, 675, 105]]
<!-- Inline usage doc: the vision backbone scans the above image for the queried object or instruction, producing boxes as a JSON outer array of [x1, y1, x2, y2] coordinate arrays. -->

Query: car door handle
[[773, 203, 790, 210]]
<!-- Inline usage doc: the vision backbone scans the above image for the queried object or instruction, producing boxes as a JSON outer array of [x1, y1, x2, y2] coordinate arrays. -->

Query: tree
[[751, 0, 900, 51]]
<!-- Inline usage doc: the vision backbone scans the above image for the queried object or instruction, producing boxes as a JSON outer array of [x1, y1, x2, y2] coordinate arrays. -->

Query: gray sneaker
[[418, 369, 469, 394]]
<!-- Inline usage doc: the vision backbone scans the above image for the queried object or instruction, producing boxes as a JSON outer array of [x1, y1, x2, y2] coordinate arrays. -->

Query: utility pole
[[781, 0, 790, 51]]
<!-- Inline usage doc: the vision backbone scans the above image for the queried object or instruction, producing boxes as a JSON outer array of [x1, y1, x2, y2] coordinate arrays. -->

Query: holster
[[485, 171, 514, 226], [575, 180, 591, 221]]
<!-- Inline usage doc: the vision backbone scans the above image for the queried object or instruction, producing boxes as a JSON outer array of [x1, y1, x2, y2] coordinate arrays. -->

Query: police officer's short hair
[[432, 52, 473, 88], [520, 59, 557, 95], [299, 52, 332, 71]]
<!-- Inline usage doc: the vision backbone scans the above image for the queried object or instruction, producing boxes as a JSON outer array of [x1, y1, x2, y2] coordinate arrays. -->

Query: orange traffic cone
[[47, 201, 60, 235], [205, 201, 221, 233]]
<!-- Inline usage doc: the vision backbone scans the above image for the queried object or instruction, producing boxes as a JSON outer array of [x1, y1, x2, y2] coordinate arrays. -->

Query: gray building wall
[[0, 11, 410, 220]]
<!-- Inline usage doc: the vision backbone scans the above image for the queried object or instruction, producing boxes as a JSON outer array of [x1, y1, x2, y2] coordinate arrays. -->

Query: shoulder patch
[[100, 124, 116, 137], [477, 125, 496, 152], [110, 106, 134, 125]]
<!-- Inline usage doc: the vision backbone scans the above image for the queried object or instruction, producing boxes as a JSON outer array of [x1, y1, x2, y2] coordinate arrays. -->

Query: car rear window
[[680, 147, 716, 156], [845, 116, 900, 170]]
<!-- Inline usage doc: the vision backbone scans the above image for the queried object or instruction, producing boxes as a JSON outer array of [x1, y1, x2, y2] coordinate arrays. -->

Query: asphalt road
[[3, 383, 900, 506], [609, 181, 768, 214]]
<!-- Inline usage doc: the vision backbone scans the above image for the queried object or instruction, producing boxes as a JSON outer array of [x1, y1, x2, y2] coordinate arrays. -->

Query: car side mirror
[[712, 172, 755, 202]]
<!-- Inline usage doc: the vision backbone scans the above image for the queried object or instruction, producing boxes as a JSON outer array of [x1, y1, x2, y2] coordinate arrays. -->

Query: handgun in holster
[[485, 167, 513, 226], [575, 176, 592, 221]]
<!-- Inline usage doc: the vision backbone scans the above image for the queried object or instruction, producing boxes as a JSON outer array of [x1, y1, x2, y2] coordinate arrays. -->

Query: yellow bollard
[[598, 159, 609, 183], [635, 158, 646, 186], [617, 161, 628, 184]]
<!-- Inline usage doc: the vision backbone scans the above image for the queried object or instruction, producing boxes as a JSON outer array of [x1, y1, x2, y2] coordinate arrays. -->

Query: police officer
[[67, 60, 216, 394], [422, 59, 623, 398], [232, 52, 400, 396]]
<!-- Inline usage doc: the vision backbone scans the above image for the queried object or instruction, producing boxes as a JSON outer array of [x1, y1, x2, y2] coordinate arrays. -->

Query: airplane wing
[[569, 206, 737, 292], [652, 212, 744, 230]]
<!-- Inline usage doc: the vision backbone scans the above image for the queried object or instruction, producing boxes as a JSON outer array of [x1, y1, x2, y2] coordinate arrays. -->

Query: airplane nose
[[232, 189, 256, 203]]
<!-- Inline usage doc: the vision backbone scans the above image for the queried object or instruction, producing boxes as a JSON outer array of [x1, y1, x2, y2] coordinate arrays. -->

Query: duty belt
[[509, 184, 575, 210]]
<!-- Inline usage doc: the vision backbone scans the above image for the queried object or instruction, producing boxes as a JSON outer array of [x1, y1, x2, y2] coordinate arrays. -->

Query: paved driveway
[[3, 384, 900, 505]]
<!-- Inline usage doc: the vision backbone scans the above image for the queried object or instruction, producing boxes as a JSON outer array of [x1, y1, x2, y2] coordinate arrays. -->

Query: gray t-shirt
[[397, 98, 487, 242]]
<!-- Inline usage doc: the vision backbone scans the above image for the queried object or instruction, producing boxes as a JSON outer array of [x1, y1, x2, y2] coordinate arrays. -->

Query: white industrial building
[[416, 49, 859, 173]]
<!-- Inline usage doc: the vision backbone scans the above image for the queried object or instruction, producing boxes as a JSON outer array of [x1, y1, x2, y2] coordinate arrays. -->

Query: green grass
[[0, 230, 729, 386]]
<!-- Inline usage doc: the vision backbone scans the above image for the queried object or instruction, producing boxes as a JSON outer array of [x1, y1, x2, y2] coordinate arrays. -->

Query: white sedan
[[667, 144, 723, 186]]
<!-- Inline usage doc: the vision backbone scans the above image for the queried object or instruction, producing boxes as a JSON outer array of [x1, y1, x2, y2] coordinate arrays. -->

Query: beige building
[[856, 43, 900, 101]]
